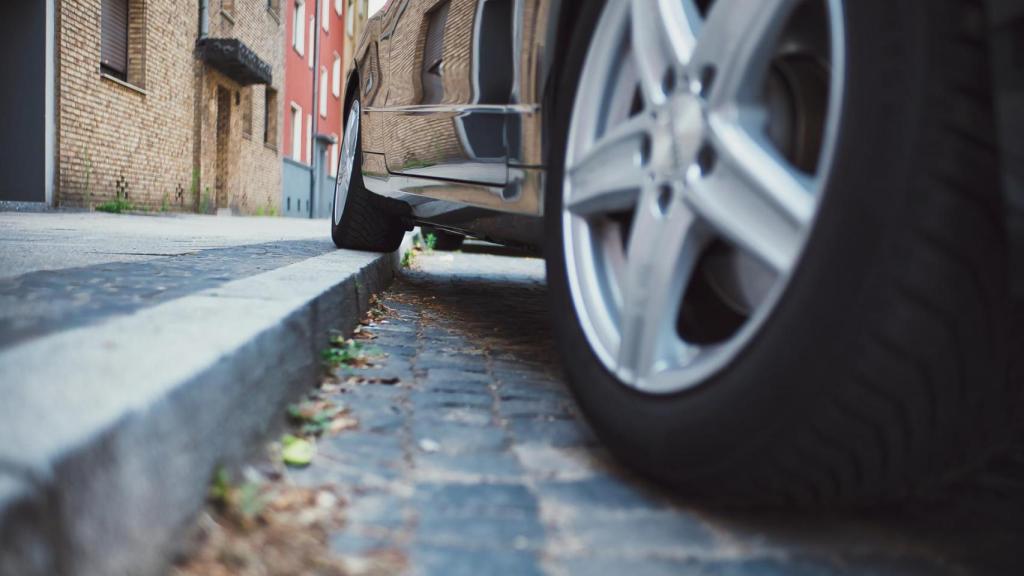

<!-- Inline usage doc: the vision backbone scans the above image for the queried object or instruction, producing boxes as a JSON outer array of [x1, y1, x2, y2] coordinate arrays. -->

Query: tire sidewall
[[545, 0, 938, 481]]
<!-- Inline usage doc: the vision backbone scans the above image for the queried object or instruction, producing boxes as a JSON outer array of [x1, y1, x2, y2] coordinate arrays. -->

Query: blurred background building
[[0, 0, 362, 217], [282, 0, 347, 218]]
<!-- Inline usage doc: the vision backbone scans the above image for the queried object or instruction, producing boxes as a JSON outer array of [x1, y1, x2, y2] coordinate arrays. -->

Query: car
[[332, 0, 1023, 505]]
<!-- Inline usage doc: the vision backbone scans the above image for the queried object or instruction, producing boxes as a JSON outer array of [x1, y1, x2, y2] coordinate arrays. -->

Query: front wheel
[[546, 0, 1013, 506], [332, 98, 405, 252]]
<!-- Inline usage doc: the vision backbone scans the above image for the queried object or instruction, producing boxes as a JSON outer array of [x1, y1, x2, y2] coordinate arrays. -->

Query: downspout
[[309, 0, 322, 218]]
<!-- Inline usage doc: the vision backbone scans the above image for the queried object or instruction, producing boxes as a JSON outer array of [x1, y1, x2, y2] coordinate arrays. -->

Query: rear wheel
[[332, 99, 405, 252], [545, 0, 1013, 505]]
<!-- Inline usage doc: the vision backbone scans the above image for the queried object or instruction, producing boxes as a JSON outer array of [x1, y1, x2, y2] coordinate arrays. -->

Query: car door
[[382, 0, 514, 186]]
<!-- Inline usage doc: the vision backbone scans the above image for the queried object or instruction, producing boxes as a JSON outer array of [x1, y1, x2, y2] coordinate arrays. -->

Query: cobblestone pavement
[[197, 249, 1024, 576]]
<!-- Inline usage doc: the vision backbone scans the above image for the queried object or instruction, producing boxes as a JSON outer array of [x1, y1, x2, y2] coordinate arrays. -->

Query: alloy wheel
[[334, 100, 361, 226], [562, 0, 846, 393]]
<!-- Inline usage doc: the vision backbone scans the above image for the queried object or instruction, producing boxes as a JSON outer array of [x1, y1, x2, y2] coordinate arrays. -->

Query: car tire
[[545, 0, 1014, 506], [422, 226, 465, 251], [332, 98, 405, 253]]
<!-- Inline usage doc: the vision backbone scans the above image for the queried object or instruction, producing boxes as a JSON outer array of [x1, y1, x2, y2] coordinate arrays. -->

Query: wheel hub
[[665, 89, 706, 173]]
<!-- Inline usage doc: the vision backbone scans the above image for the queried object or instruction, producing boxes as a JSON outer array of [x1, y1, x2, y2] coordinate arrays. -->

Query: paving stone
[[423, 368, 492, 384], [410, 390, 494, 411], [413, 405, 495, 428], [328, 530, 396, 556], [499, 397, 574, 419], [414, 450, 525, 482], [410, 545, 544, 576], [319, 433, 406, 471], [551, 557, 850, 576], [505, 415, 598, 447], [535, 477, 670, 512], [409, 422, 508, 454], [564, 510, 719, 556], [414, 514, 547, 550], [416, 351, 489, 373], [343, 493, 408, 530], [412, 483, 537, 517]]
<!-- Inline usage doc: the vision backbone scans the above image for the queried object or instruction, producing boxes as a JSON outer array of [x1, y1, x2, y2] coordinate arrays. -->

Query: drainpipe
[[199, 0, 209, 38], [309, 0, 322, 219]]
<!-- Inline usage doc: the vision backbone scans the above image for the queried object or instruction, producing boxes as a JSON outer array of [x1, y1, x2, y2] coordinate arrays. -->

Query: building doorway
[[215, 86, 231, 210], [0, 0, 53, 204]]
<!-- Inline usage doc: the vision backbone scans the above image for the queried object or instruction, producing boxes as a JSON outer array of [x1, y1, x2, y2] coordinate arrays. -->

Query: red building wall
[[284, 0, 346, 173]]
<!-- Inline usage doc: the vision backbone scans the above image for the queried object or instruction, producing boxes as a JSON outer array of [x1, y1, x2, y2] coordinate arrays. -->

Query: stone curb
[[0, 246, 403, 576]]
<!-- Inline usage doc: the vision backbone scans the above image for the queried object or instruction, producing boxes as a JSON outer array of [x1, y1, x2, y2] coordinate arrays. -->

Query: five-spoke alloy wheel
[[563, 0, 843, 393], [546, 0, 1012, 505]]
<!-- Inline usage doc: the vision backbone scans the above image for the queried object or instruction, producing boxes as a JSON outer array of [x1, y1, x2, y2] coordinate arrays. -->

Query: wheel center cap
[[666, 92, 706, 170]]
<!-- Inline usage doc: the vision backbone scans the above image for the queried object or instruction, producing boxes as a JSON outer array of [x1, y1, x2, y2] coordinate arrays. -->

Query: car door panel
[[380, 0, 515, 186]]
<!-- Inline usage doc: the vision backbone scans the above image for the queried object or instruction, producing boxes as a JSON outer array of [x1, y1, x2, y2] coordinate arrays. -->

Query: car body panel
[[346, 0, 554, 246]]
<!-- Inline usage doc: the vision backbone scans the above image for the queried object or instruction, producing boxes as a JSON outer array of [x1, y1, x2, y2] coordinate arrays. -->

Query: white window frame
[[292, 0, 305, 56], [346, 0, 354, 36], [319, 66, 329, 117], [322, 0, 330, 31], [290, 103, 302, 161], [307, 16, 315, 68], [332, 53, 341, 97], [334, 0, 342, 16]]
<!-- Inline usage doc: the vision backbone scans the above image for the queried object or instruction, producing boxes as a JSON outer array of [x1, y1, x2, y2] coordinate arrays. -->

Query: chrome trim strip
[[365, 104, 540, 113]]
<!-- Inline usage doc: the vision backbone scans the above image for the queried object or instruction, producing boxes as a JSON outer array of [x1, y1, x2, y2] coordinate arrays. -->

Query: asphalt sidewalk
[[0, 211, 402, 575]]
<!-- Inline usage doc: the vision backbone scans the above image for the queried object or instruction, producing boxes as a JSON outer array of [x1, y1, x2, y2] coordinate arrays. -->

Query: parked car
[[332, 0, 1022, 505]]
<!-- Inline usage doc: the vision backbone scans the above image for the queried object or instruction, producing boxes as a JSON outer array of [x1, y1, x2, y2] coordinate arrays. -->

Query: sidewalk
[[0, 212, 401, 575]]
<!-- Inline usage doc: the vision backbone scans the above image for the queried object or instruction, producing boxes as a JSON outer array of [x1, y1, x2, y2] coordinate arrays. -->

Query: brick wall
[[198, 0, 285, 213], [58, 0, 285, 214], [58, 0, 198, 210]]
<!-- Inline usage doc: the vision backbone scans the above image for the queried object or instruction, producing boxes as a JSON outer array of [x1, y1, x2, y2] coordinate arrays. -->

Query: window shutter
[[101, 0, 129, 77]]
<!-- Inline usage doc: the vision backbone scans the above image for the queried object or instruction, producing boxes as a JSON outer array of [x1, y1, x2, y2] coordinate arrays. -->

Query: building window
[[292, 1, 305, 56], [320, 67, 329, 117], [101, 0, 129, 79], [102, 0, 146, 86], [346, 0, 354, 36], [335, 0, 342, 16], [264, 88, 278, 147], [322, 0, 330, 31], [290, 103, 302, 161], [242, 88, 253, 139], [332, 54, 341, 97], [307, 16, 315, 68], [306, 114, 313, 164]]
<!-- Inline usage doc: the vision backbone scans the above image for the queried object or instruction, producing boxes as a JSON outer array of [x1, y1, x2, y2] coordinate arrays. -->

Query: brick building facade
[[283, 0, 346, 172], [280, 0, 349, 218], [56, 0, 285, 214]]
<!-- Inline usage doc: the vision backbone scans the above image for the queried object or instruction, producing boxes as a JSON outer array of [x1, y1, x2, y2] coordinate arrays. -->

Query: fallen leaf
[[281, 437, 315, 467]]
